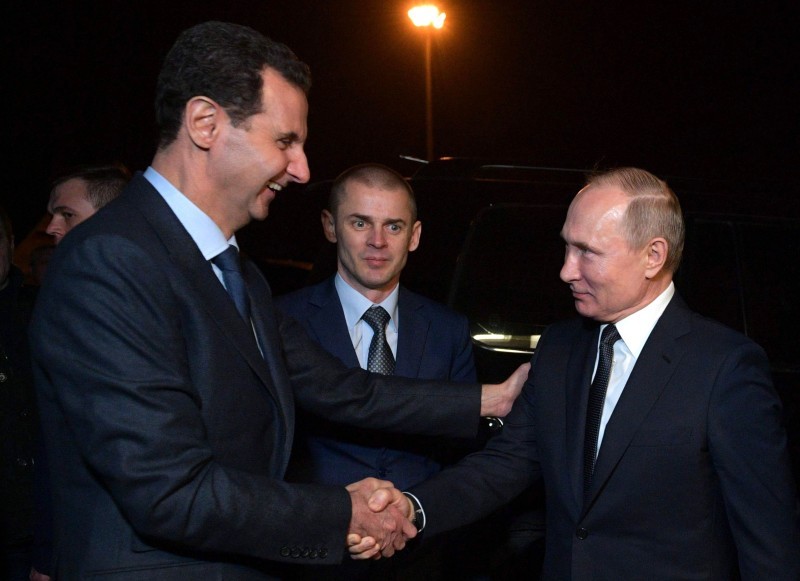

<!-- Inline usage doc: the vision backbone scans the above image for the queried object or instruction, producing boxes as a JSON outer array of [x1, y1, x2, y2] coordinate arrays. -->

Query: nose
[[45, 216, 64, 243], [287, 148, 310, 184], [560, 248, 577, 283], [367, 227, 387, 248]]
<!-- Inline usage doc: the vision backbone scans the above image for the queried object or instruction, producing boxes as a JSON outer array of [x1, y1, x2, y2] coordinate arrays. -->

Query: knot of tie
[[212, 245, 242, 273], [361, 306, 394, 375], [211, 245, 251, 323]]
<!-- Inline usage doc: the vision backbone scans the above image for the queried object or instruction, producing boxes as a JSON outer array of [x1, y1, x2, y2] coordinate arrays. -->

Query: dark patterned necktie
[[583, 324, 621, 496], [211, 245, 251, 323], [361, 306, 395, 375]]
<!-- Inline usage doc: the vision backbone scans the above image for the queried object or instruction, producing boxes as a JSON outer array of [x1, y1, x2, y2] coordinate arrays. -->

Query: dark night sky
[[3, 0, 799, 237]]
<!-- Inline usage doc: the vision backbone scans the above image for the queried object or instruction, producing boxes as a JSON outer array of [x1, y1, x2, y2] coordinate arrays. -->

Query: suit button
[[309, 549, 319, 559], [290, 547, 301, 558], [576, 527, 588, 540], [301, 547, 311, 558], [0, 372, 8, 382], [280, 546, 290, 557], [319, 548, 329, 559]]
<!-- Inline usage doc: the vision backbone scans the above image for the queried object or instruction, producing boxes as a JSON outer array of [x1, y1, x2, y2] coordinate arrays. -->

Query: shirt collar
[[611, 282, 675, 359], [334, 273, 400, 332], [144, 167, 235, 259]]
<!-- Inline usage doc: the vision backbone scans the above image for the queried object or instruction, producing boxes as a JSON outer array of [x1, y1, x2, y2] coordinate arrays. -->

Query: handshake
[[345, 478, 417, 560], [343, 361, 532, 560]]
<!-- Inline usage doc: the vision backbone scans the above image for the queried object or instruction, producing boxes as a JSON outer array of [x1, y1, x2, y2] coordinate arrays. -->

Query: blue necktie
[[211, 245, 251, 324], [361, 306, 395, 375], [583, 324, 620, 497]]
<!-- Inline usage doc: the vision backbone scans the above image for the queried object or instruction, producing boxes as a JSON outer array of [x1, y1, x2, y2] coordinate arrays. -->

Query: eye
[[387, 224, 402, 233], [353, 219, 367, 229], [62, 211, 75, 220]]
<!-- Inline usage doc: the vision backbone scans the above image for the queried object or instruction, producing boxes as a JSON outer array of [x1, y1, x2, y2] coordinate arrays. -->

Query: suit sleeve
[[707, 340, 800, 578], [277, 310, 482, 439], [449, 313, 477, 383], [408, 348, 542, 535], [32, 235, 352, 563]]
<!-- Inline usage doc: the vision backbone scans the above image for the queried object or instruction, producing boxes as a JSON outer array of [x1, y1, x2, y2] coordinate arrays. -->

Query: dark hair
[[155, 21, 312, 148], [586, 167, 685, 273], [51, 164, 131, 210], [329, 163, 417, 221]]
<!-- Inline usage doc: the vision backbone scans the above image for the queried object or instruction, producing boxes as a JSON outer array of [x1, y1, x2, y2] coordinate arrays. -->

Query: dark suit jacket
[[29, 174, 481, 580], [275, 277, 477, 489], [412, 294, 800, 580]]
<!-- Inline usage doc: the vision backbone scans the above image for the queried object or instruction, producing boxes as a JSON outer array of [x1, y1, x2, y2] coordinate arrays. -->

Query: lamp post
[[408, 5, 445, 162]]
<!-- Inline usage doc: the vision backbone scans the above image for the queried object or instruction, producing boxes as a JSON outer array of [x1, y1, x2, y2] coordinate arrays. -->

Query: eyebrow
[[349, 213, 407, 225], [278, 131, 301, 143], [50, 204, 77, 214]]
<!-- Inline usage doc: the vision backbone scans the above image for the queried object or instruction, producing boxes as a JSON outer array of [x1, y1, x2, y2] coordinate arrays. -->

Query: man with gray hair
[[370, 167, 800, 579]]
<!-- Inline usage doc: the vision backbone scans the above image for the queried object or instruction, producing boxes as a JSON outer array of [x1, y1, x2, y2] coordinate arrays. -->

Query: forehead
[[257, 68, 308, 131], [51, 178, 89, 204], [339, 182, 414, 218], [568, 185, 629, 222], [562, 185, 630, 239]]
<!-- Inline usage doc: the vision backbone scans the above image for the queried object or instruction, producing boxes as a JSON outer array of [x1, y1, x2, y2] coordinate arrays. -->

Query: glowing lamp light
[[408, 5, 446, 29]]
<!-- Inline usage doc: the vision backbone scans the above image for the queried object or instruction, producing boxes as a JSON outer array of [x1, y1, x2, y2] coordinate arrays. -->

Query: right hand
[[346, 477, 416, 560]]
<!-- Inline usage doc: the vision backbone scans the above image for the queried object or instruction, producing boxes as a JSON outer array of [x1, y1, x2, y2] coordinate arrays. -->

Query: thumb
[[367, 487, 396, 512]]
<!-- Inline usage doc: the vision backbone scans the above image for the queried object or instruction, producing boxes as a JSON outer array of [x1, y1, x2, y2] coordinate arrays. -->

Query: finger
[[348, 535, 377, 558], [346, 533, 363, 547], [350, 543, 381, 560], [367, 487, 396, 512]]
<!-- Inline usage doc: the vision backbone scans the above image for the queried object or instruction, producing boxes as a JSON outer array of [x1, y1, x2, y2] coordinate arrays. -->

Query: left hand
[[479, 362, 531, 417]]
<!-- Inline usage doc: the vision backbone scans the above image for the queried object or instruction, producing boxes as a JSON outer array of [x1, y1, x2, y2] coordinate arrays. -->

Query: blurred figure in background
[[28, 245, 55, 287], [45, 164, 130, 244], [0, 205, 38, 580]]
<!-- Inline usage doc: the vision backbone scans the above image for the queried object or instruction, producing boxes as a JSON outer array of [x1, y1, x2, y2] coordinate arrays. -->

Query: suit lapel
[[245, 262, 295, 468], [306, 279, 359, 367], [132, 176, 285, 412], [565, 322, 601, 510], [584, 297, 691, 510], [395, 288, 428, 377]]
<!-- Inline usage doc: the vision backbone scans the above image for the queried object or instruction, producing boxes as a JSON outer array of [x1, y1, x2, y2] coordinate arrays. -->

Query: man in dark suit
[[276, 163, 477, 491], [371, 167, 800, 579], [276, 164, 478, 579], [28, 22, 526, 579]]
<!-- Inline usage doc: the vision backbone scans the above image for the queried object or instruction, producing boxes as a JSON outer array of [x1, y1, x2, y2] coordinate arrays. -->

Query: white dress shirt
[[594, 282, 675, 452], [144, 167, 236, 287]]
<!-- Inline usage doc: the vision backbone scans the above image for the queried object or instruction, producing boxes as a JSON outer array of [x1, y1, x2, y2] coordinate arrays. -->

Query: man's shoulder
[[659, 292, 755, 352], [399, 286, 468, 325], [274, 278, 332, 316]]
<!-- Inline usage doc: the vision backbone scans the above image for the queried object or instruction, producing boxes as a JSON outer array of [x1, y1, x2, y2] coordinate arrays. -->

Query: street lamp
[[408, 5, 445, 162]]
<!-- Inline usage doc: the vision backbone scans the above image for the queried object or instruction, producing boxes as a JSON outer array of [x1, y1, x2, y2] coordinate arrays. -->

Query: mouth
[[267, 181, 283, 193]]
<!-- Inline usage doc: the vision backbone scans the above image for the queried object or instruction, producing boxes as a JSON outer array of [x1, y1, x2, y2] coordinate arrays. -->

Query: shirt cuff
[[403, 491, 426, 533]]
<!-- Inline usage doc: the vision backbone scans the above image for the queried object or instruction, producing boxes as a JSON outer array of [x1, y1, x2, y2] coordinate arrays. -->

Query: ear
[[408, 221, 422, 253], [184, 96, 221, 151], [644, 237, 668, 278], [321, 209, 337, 243]]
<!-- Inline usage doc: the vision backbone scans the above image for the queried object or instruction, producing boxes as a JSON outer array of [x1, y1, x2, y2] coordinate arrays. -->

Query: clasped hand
[[346, 477, 415, 560]]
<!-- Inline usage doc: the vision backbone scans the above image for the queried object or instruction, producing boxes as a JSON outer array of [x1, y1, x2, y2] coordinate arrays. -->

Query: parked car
[[239, 158, 800, 485]]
